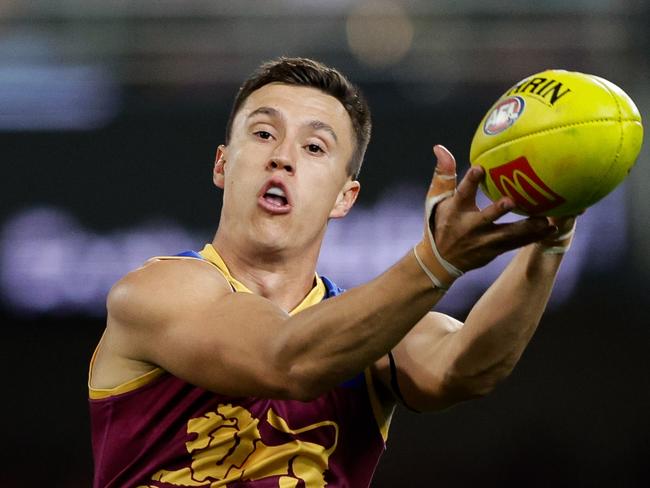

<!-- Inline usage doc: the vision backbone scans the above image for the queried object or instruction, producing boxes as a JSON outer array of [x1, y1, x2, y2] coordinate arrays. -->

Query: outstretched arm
[[384, 240, 570, 412]]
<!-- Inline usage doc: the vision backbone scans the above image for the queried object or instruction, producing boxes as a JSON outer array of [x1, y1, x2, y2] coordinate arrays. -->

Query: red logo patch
[[489, 157, 565, 214]]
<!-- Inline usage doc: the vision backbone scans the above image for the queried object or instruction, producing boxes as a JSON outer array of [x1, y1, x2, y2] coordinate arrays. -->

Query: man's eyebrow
[[247, 106, 283, 120], [308, 120, 338, 143]]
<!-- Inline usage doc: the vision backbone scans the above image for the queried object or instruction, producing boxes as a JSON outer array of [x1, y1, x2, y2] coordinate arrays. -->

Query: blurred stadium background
[[1, 0, 648, 486]]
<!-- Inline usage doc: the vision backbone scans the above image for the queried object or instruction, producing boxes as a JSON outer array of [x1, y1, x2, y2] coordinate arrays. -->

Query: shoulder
[[107, 256, 232, 328]]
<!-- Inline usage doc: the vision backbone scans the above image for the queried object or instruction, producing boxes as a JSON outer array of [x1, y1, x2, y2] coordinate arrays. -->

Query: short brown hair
[[225, 57, 371, 179]]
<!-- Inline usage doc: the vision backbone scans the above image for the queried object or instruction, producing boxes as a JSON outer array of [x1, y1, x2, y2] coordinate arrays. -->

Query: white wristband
[[413, 245, 449, 291], [538, 220, 577, 254]]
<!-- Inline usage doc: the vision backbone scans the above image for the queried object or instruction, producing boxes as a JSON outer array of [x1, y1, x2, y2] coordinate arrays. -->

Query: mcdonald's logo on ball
[[488, 157, 565, 215]]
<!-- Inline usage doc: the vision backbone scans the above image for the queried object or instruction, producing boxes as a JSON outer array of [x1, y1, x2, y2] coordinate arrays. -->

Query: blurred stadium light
[[346, 0, 414, 67], [0, 0, 645, 84]]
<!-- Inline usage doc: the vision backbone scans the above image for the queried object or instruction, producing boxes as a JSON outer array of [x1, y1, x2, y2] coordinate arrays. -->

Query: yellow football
[[469, 69, 644, 216]]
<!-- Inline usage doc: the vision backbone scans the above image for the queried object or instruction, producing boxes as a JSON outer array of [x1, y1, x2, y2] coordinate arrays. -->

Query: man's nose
[[268, 158, 294, 174], [268, 139, 295, 174]]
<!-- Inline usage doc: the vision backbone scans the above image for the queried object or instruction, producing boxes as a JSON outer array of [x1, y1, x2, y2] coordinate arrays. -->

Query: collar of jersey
[[199, 243, 326, 316]]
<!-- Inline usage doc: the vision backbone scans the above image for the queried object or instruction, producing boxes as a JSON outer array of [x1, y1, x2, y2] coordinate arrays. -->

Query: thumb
[[425, 144, 457, 217], [433, 144, 456, 175]]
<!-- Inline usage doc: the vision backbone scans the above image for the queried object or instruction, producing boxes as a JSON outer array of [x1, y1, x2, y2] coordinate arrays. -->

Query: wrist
[[536, 219, 577, 254], [413, 238, 462, 291]]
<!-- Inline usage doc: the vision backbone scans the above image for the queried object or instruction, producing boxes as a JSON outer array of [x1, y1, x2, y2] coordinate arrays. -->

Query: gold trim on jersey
[[198, 243, 327, 314], [88, 331, 166, 400], [89, 367, 165, 400], [198, 244, 252, 293], [364, 368, 394, 442]]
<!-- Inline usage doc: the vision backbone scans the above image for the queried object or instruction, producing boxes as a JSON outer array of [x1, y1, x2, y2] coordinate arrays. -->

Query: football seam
[[585, 76, 625, 203], [472, 117, 639, 163]]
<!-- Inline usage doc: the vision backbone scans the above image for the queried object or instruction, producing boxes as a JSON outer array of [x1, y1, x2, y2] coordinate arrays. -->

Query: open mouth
[[263, 186, 288, 207], [258, 180, 292, 214]]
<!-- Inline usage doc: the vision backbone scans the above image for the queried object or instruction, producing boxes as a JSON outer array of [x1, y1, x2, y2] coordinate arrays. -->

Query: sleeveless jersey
[[89, 244, 393, 488]]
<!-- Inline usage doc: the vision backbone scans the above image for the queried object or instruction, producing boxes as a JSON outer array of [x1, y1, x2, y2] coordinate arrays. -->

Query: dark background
[[1, 1, 649, 487]]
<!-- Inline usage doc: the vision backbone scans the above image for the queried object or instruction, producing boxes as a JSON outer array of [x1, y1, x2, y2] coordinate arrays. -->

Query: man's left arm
[[373, 224, 574, 412]]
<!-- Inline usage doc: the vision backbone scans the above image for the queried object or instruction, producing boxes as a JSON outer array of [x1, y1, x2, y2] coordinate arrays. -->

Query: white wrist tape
[[413, 245, 451, 290], [538, 220, 577, 254], [414, 169, 464, 290]]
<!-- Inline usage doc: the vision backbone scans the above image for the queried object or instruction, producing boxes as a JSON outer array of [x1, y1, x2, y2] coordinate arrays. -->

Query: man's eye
[[307, 144, 324, 154], [255, 131, 272, 140]]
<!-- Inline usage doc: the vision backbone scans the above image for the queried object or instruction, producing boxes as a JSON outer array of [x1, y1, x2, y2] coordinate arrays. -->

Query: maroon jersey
[[89, 244, 392, 487]]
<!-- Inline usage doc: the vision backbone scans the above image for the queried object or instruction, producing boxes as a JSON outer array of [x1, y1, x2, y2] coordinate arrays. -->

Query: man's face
[[214, 83, 360, 255]]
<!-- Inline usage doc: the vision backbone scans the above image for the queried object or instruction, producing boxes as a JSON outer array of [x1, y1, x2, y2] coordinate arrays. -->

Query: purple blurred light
[[0, 207, 198, 315], [0, 185, 628, 316]]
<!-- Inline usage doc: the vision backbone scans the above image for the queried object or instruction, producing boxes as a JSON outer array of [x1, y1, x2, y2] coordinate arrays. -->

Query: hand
[[415, 145, 558, 286]]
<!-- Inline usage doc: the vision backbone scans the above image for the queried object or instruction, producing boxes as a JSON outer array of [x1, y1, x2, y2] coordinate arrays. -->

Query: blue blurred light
[[0, 64, 118, 131]]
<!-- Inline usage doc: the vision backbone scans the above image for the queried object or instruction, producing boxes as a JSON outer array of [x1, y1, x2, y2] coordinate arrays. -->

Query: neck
[[212, 229, 323, 312]]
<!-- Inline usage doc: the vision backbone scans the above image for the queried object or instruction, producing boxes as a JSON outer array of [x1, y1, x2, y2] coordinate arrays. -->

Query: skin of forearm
[[271, 251, 445, 398], [442, 244, 564, 394]]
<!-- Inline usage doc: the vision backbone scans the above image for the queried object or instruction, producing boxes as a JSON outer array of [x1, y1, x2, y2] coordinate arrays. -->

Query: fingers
[[490, 217, 557, 251], [478, 197, 516, 224], [454, 165, 484, 207]]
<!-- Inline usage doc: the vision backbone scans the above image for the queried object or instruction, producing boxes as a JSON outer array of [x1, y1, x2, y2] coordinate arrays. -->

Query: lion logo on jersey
[[143, 403, 339, 488]]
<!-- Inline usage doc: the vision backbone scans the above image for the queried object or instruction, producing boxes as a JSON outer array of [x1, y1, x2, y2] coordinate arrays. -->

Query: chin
[[247, 227, 292, 253], [241, 214, 325, 257]]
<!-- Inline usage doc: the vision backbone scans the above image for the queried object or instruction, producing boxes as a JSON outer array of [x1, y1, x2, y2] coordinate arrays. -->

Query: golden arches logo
[[489, 157, 565, 214]]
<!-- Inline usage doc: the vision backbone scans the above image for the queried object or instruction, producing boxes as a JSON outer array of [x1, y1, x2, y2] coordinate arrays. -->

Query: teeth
[[266, 186, 286, 198]]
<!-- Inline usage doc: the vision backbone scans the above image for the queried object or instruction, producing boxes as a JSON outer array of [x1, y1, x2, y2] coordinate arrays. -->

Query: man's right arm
[[105, 251, 444, 401]]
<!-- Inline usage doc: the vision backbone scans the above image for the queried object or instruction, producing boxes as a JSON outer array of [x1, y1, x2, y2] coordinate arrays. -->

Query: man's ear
[[213, 145, 227, 189], [329, 179, 361, 219]]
